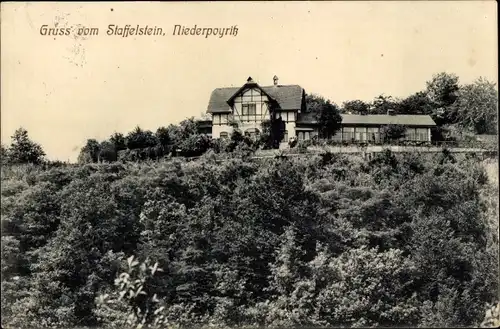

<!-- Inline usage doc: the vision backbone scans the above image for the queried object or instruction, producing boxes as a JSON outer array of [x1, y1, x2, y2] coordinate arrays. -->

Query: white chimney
[[273, 75, 279, 86]]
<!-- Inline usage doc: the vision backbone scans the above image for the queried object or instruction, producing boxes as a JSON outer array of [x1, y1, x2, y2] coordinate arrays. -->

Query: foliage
[[481, 302, 500, 328], [4, 128, 46, 165], [371, 94, 401, 114], [2, 71, 499, 327], [426, 72, 460, 108], [1, 143, 9, 165], [425, 72, 460, 125], [398, 91, 435, 115], [177, 134, 212, 157], [99, 140, 118, 162], [125, 127, 159, 150], [306, 94, 342, 139], [456, 77, 498, 135], [96, 255, 168, 329], [259, 118, 285, 149], [110, 133, 127, 151], [155, 127, 171, 149], [78, 139, 100, 164], [341, 99, 370, 115], [380, 124, 407, 141], [1, 150, 497, 328]]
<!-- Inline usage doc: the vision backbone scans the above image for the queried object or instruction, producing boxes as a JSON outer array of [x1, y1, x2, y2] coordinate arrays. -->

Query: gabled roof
[[226, 78, 277, 105], [297, 113, 436, 127], [207, 84, 304, 113]]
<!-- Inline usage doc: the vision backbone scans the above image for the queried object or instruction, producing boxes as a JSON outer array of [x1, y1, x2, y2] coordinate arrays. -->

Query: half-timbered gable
[[207, 76, 305, 140]]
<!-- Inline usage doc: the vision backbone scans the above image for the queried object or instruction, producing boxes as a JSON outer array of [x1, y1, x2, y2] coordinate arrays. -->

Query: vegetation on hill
[[1, 147, 498, 328], [1, 71, 498, 328]]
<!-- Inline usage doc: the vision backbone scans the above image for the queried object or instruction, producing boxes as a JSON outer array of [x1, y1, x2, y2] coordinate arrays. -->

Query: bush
[[1, 152, 497, 328]]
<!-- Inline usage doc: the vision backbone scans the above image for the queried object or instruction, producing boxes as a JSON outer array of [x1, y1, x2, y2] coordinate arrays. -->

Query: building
[[205, 76, 436, 143], [207, 76, 305, 141], [297, 111, 436, 143]]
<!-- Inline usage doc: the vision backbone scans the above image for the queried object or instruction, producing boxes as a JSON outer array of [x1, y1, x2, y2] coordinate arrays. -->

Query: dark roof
[[341, 114, 436, 126], [196, 119, 212, 128], [296, 112, 318, 124], [207, 84, 304, 113], [297, 113, 436, 127]]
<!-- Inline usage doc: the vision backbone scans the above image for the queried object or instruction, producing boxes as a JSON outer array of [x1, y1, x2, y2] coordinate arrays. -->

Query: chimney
[[273, 75, 279, 86], [246, 76, 254, 84], [387, 109, 396, 116]]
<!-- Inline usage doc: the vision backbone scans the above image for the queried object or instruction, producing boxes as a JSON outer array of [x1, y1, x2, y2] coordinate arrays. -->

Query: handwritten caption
[[39, 24, 239, 38]]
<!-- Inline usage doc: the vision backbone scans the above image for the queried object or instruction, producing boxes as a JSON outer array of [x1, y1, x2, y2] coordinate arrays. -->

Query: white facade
[[212, 87, 274, 139], [272, 110, 297, 143]]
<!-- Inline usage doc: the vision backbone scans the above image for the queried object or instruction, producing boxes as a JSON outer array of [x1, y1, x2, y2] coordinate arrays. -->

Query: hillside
[[1, 150, 498, 328]]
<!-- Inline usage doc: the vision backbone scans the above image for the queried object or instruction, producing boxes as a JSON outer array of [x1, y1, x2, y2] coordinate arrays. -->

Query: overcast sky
[[1, 1, 497, 162]]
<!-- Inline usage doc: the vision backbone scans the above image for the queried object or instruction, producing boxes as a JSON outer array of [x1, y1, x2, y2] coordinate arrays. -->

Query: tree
[[155, 127, 171, 148], [259, 115, 286, 149], [178, 134, 213, 157], [179, 118, 200, 138], [426, 72, 460, 108], [109, 133, 126, 151], [99, 140, 118, 162], [371, 94, 401, 114], [425, 72, 460, 125], [307, 94, 342, 139], [6, 128, 45, 164], [0, 143, 8, 165], [78, 139, 101, 163], [456, 77, 498, 134], [380, 124, 407, 141], [125, 126, 158, 150], [342, 100, 370, 115], [398, 91, 435, 115]]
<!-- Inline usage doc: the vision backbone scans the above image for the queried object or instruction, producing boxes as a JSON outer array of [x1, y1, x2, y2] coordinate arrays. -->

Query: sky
[[1, 1, 497, 162]]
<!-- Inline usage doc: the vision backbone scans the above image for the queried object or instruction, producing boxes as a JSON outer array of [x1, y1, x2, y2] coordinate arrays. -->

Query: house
[[205, 76, 436, 143], [207, 76, 305, 141]]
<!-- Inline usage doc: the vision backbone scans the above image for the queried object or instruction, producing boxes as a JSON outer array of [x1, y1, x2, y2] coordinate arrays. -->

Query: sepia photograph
[[1, 1, 499, 328]]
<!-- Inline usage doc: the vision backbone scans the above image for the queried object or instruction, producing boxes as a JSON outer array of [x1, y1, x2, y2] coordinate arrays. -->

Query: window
[[213, 114, 221, 125], [242, 103, 256, 115], [416, 128, 428, 141], [355, 127, 367, 141], [367, 127, 379, 143], [283, 112, 294, 122], [406, 128, 416, 141], [343, 127, 355, 141], [220, 132, 229, 139]]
